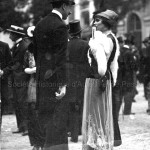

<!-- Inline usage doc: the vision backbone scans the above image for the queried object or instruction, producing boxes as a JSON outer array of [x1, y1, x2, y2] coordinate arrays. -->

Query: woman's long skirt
[[82, 78, 114, 150]]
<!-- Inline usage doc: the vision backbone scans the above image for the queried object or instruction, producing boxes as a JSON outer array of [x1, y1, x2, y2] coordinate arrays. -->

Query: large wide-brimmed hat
[[95, 9, 118, 26], [7, 25, 25, 35], [68, 20, 82, 35], [51, 0, 75, 5], [27, 26, 35, 37]]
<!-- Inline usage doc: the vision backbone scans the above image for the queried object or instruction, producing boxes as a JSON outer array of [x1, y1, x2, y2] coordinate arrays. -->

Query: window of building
[[128, 13, 141, 31]]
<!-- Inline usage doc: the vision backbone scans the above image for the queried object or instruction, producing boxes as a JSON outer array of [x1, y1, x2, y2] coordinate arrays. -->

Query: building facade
[[71, 0, 150, 49], [117, 0, 150, 49]]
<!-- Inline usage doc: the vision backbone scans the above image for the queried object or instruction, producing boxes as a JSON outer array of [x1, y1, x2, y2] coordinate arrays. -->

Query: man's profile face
[[62, 3, 73, 20]]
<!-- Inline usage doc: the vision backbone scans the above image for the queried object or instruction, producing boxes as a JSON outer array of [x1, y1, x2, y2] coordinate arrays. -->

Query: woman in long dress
[[82, 10, 120, 150], [24, 26, 43, 150]]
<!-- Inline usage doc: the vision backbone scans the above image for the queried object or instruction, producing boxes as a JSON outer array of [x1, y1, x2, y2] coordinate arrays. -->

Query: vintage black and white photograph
[[0, 0, 150, 150]]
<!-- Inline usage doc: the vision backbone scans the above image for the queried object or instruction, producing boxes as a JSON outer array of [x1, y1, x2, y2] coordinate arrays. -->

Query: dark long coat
[[66, 37, 90, 140], [11, 37, 31, 131], [66, 37, 89, 105], [121, 46, 137, 93], [34, 13, 69, 148], [0, 41, 12, 119]]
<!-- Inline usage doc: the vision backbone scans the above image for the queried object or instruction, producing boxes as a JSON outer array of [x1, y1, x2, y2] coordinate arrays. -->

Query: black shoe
[[22, 130, 28, 136], [12, 130, 23, 134]]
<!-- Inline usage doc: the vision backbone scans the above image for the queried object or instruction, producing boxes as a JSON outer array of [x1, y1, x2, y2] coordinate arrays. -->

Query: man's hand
[[55, 85, 66, 100], [0, 69, 4, 77], [24, 67, 36, 74]]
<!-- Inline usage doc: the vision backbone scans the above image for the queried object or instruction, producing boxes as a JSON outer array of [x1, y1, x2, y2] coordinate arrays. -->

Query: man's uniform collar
[[52, 9, 63, 20]]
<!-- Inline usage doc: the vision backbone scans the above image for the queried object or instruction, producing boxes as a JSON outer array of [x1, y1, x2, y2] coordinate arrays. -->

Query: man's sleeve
[[2, 44, 13, 78], [52, 25, 68, 86]]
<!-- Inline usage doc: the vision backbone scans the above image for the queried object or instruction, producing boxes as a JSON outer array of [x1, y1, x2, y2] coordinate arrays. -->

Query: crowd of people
[[0, 0, 150, 150]]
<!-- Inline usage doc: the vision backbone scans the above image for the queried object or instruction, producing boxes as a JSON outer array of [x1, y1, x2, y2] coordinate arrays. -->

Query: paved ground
[[1, 83, 150, 150]]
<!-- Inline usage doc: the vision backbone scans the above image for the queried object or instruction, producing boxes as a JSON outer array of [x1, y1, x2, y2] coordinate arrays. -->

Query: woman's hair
[[94, 16, 112, 29], [100, 17, 112, 29]]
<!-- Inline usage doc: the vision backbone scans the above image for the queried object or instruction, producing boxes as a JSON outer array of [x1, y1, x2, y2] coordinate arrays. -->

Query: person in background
[[130, 36, 139, 102], [33, 0, 75, 149], [119, 34, 137, 116], [66, 20, 90, 142], [111, 36, 124, 146], [82, 9, 121, 150], [141, 37, 150, 115], [24, 26, 42, 150], [6, 25, 31, 136], [0, 27, 12, 127], [138, 37, 150, 100]]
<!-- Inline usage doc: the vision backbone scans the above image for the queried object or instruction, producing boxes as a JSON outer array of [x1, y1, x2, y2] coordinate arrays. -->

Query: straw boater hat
[[50, 0, 75, 5], [27, 26, 35, 37], [94, 9, 118, 26], [68, 20, 82, 35], [7, 25, 25, 35]]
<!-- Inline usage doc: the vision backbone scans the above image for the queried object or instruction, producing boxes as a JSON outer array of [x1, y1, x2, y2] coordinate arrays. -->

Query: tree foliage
[[29, 0, 52, 25], [0, 0, 30, 29]]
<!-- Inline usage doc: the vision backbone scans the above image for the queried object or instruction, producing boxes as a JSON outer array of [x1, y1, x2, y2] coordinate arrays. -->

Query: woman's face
[[93, 17, 105, 31]]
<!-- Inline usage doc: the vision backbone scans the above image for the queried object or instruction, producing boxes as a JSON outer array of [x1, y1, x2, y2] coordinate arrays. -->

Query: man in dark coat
[[66, 20, 90, 142], [115, 37, 137, 116], [141, 37, 150, 114], [6, 25, 31, 135], [0, 27, 12, 127], [33, 0, 75, 149], [112, 36, 123, 146], [139, 37, 150, 100]]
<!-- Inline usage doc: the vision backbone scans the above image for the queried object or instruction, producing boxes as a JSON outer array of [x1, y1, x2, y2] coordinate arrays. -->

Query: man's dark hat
[[50, 0, 75, 5], [95, 9, 118, 26], [69, 20, 82, 35], [7, 25, 26, 35]]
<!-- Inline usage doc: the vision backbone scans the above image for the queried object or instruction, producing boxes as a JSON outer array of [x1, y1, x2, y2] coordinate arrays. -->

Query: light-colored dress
[[82, 30, 119, 150], [24, 51, 36, 102]]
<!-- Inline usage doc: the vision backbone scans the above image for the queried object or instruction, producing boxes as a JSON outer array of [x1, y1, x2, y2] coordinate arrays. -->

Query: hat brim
[[6, 29, 25, 35], [51, 0, 75, 5]]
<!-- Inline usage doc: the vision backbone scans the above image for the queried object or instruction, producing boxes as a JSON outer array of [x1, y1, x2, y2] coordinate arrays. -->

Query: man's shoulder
[[38, 13, 63, 25]]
